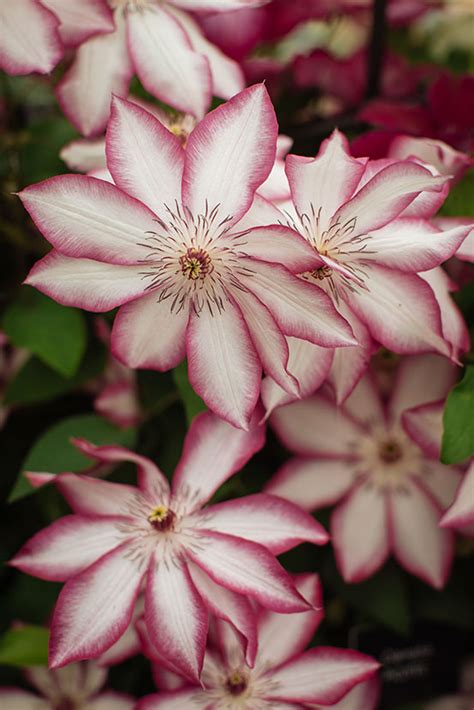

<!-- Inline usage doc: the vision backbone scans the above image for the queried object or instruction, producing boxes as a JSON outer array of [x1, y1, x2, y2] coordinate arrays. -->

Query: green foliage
[[0, 626, 49, 667], [172, 361, 206, 423], [442, 366, 474, 464], [3, 288, 87, 378], [439, 171, 474, 217], [9, 414, 137, 501], [21, 116, 77, 184]]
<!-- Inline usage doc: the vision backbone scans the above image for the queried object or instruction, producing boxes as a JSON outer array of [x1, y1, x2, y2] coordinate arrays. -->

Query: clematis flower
[[20, 86, 355, 429], [11, 410, 329, 680], [0, 0, 113, 76], [55, 0, 266, 137], [138, 574, 380, 709], [267, 354, 463, 588], [0, 659, 134, 709], [261, 129, 470, 412]]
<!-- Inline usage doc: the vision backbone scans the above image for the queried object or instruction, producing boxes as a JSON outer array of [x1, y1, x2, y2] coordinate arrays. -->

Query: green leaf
[[4, 341, 107, 406], [9, 414, 137, 502], [441, 366, 474, 464], [438, 171, 474, 217], [0, 626, 49, 667], [172, 361, 206, 424], [21, 116, 77, 183], [3, 288, 87, 378]]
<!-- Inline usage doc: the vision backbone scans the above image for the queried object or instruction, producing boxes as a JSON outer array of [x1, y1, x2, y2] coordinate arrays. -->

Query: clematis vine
[[267, 354, 464, 588], [55, 0, 267, 137], [138, 574, 380, 709], [20, 85, 355, 428], [11, 410, 329, 681], [260, 129, 471, 413], [0, 658, 134, 709]]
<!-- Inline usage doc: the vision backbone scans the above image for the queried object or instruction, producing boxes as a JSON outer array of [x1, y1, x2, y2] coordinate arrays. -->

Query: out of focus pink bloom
[[441, 462, 474, 532], [0, 334, 29, 430], [268, 354, 463, 589]]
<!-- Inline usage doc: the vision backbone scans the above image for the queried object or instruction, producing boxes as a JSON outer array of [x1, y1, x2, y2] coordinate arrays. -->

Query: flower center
[[311, 265, 333, 280], [179, 247, 214, 281], [226, 671, 248, 696], [55, 701, 76, 710], [378, 439, 403, 464], [147, 505, 176, 532]]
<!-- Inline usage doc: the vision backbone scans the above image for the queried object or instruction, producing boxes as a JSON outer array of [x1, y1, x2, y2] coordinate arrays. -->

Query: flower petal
[[441, 463, 474, 529], [172, 409, 265, 512], [0, 0, 62, 75], [267, 459, 355, 512], [389, 483, 454, 588], [188, 530, 309, 612], [127, 5, 211, 119], [25, 251, 145, 312], [42, 0, 115, 47], [421, 462, 463, 510], [10, 515, 125, 582], [56, 16, 133, 137], [242, 226, 321, 273], [106, 96, 185, 220], [144, 556, 208, 683], [0, 689, 48, 709], [18, 174, 157, 264], [49, 541, 145, 667], [342, 372, 385, 428], [55, 473, 138, 517], [402, 401, 443, 460], [111, 291, 189, 370], [331, 483, 390, 583], [327, 676, 380, 710], [137, 690, 206, 710], [87, 692, 135, 710], [186, 300, 261, 429], [267, 647, 380, 705], [182, 84, 277, 227], [329, 307, 375, 405], [60, 137, 106, 173]]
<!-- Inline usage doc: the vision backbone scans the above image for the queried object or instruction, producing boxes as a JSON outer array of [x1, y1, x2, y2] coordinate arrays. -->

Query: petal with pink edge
[[200, 493, 328, 553], [329, 305, 374, 406], [41, 0, 115, 47], [60, 138, 106, 173], [10, 515, 125, 581], [266, 459, 356, 512], [348, 266, 449, 357], [241, 226, 321, 273], [271, 394, 363, 458], [127, 5, 211, 119], [389, 483, 454, 589], [182, 84, 277, 227], [172, 409, 264, 512], [137, 689, 206, 710], [420, 267, 470, 359], [267, 647, 380, 705], [186, 300, 261, 430], [18, 175, 157, 264], [49, 541, 145, 668], [87, 692, 135, 710], [420, 462, 462, 510], [325, 676, 380, 710], [0, 689, 48, 709], [188, 530, 309, 612], [111, 291, 189, 371], [55, 473, 138, 517], [441, 463, 474, 529], [145, 555, 208, 683], [342, 372, 385, 428], [402, 401, 443, 460], [106, 97, 184, 220], [25, 252, 146, 312], [56, 15, 132, 137], [331, 483, 390, 583], [0, 0, 62, 75]]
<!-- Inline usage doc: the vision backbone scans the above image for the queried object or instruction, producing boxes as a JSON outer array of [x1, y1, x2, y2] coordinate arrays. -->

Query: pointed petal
[[0, 690, 48, 709], [144, 556, 208, 684], [266, 459, 355, 512], [60, 138, 106, 173], [188, 563, 258, 667], [441, 463, 474, 529], [10, 515, 125, 581], [137, 690, 206, 710], [257, 574, 324, 670], [271, 394, 363, 457], [267, 647, 380, 705], [182, 84, 277, 227], [87, 692, 135, 710], [329, 306, 375, 405], [25, 252, 146, 312], [348, 266, 450, 357], [106, 96, 185, 220], [127, 5, 211, 119], [420, 267, 470, 359], [242, 260, 356, 347], [188, 530, 309, 612], [42, 0, 115, 47], [333, 162, 447, 236], [55, 473, 138, 517], [18, 174, 157, 264], [342, 372, 385, 428], [389, 483, 454, 588], [420, 462, 462, 510], [186, 300, 261, 429], [0, 0, 62, 75], [331, 483, 390, 583], [402, 401, 443, 460], [233, 192, 285, 232], [173, 409, 264, 512], [327, 676, 380, 710], [111, 291, 188, 370], [49, 541, 145, 667], [286, 130, 366, 231], [56, 18, 133, 137], [200, 493, 328, 553], [94, 380, 141, 429], [241, 225, 321, 272]]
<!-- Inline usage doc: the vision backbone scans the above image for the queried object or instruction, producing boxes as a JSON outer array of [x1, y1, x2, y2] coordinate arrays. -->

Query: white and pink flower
[[267, 354, 463, 589], [20, 86, 355, 429], [441, 461, 474, 532], [11, 410, 329, 681], [138, 574, 380, 709]]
